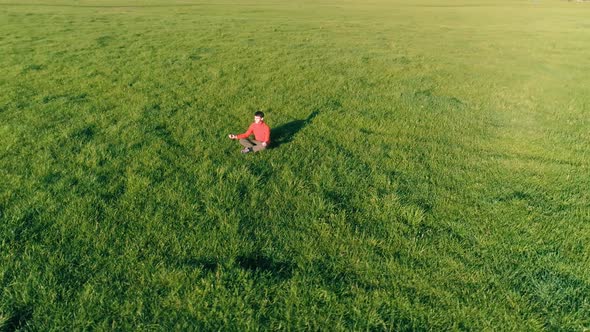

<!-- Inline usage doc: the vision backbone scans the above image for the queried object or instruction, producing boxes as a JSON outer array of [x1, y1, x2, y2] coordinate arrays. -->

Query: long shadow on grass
[[236, 253, 293, 279], [4, 305, 33, 332], [181, 254, 293, 280], [271, 111, 319, 148]]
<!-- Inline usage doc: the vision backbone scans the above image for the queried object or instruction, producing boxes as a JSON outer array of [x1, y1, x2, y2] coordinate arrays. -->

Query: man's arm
[[235, 124, 254, 139], [261, 125, 270, 146]]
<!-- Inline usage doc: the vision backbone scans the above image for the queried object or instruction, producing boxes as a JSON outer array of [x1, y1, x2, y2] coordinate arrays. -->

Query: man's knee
[[253, 144, 267, 152], [239, 139, 252, 147]]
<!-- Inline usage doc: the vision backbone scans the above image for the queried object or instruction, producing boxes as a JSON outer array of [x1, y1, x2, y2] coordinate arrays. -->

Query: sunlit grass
[[1, 0, 589, 330]]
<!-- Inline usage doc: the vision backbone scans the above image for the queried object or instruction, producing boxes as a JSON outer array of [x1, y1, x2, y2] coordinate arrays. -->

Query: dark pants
[[239, 138, 267, 152]]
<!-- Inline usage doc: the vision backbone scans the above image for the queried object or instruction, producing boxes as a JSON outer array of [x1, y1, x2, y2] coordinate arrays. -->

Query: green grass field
[[1, 0, 589, 330]]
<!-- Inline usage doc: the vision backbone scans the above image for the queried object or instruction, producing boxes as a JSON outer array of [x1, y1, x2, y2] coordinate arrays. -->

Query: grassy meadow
[[1, 0, 589, 329]]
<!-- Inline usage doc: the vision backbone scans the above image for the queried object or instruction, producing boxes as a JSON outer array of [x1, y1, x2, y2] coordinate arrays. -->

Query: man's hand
[[261, 142, 267, 147], [228, 134, 236, 139]]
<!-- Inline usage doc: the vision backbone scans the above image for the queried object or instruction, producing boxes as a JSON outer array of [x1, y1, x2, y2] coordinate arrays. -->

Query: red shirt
[[237, 122, 270, 143]]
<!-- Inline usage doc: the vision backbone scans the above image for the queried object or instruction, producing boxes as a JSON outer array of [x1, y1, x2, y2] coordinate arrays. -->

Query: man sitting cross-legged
[[228, 111, 271, 153]]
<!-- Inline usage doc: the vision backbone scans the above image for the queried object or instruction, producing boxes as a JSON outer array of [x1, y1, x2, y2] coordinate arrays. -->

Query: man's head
[[254, 111, 264, 124]]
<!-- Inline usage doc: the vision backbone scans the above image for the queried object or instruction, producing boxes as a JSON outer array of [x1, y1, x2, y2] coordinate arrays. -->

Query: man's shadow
[[271, 111, 319, 148]]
